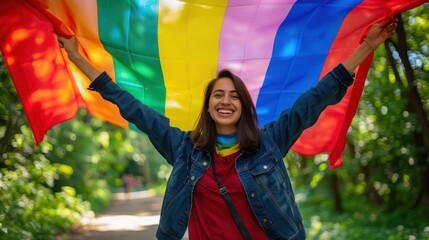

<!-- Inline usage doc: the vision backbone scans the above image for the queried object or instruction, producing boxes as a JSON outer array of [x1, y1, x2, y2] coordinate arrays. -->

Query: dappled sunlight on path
[[67, 190, 189, 240]]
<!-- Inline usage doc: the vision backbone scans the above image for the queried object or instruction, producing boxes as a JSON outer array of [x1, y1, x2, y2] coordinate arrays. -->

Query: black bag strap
[[211, 159, 253, 240]]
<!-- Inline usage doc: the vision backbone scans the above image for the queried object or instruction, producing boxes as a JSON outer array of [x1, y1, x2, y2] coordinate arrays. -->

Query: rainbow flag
[[0, 0, 426, 168]]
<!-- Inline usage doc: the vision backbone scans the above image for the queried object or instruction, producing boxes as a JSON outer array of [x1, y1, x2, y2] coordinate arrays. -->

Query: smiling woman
[[0, 1, 427, 239], [58, 19, 396, 239], [192, 69, 259, 153], [56, 15, 398, 238]]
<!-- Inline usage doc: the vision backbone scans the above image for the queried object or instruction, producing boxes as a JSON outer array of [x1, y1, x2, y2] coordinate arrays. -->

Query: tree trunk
[[142, 159, 152, 185], [299, 155, 311, 185], [385, 14, 429, 208], [346, 138, 383, 206], [328, 173, 343, 212], [361, 165, 384, 206]]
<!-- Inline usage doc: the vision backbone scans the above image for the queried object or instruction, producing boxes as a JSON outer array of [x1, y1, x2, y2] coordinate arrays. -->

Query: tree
[[349, 5, 428, 211], [384, 11, 429, 208]]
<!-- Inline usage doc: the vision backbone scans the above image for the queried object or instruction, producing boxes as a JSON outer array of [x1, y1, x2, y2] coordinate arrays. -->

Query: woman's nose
[[221, 96, 230, 105]]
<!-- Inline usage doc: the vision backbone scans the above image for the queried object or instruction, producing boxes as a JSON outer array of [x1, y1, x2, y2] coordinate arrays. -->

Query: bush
[[0, 157, 92, 240]]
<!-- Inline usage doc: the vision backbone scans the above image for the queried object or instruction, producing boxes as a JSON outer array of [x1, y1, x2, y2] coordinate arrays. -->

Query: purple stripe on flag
[[217, 0, 296, 104]]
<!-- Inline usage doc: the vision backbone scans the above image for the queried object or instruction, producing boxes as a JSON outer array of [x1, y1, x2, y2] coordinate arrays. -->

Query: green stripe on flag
[[97, 0, 165, 131]]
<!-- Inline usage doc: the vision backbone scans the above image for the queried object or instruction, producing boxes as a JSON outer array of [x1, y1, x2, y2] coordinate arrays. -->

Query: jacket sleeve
[[263, 64, 354, 156], [88, 72, 186, 165]]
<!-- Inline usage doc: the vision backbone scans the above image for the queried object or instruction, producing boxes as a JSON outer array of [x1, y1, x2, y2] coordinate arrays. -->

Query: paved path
[[68, 191, 189, 240]]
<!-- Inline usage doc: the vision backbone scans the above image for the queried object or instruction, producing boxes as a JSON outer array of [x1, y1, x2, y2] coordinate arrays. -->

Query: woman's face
[[208, 77, 242, 134]]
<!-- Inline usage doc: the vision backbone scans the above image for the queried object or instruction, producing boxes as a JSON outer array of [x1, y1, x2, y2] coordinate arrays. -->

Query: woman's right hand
[[57, 35, 80, 61], [57, 35, 101, 81]]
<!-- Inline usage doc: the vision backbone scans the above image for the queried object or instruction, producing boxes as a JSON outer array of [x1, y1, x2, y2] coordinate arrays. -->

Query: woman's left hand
[[365, 18, 398, 49]]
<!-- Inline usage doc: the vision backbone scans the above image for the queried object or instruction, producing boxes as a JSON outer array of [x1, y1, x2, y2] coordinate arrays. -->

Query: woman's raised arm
[[57, 35, 101, 81]]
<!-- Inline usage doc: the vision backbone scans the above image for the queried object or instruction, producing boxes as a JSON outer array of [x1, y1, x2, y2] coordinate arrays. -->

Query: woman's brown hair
[[190, 69, 261, 152]]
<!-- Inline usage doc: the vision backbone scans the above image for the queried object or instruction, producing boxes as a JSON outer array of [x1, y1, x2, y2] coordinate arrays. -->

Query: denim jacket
[[88, 64, 353, 240]]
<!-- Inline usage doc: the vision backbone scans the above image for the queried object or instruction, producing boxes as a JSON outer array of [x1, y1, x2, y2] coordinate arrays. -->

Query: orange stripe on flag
[[41, 0, 128, 129]]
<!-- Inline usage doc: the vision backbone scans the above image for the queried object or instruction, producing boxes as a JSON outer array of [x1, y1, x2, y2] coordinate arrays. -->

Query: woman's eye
[[231, 95, 239, 99]]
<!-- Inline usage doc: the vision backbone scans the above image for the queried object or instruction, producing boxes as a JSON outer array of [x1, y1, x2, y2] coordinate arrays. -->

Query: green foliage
[[0, 56, 104, 238], [298, 188, 429, 240], [0, 157, 91, 240], [0, 55, 91, 239]]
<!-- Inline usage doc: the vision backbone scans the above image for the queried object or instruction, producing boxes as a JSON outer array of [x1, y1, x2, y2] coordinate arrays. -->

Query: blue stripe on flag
[[256, 0, 362, 126]]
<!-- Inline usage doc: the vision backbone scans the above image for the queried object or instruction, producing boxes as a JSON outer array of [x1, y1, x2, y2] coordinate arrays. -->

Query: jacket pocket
[[250, 155, 286, 193], [249, 154, 302, 238]]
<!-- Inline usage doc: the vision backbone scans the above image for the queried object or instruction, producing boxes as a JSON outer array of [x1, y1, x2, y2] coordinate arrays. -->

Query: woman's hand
[[57, 35, 80, 61], [57, 35, 101, 81], [365, 18, 398, 49], [342, 18, 398, 72]]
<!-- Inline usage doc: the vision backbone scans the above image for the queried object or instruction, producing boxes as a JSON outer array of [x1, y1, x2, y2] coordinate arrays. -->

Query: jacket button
[[190, 176, 195, 181], [203, 161, 208, 167], [263, 165, 268, 169], [250, 193, 256, 198], [263, 218, 268, 223]]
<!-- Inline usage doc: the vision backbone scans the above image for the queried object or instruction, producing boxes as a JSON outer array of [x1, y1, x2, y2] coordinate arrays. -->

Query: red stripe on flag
[[0, 0, 78, 144]]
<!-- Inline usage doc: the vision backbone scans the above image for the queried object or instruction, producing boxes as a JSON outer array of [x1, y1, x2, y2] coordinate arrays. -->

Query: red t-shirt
[[189, 151, 268, 240]]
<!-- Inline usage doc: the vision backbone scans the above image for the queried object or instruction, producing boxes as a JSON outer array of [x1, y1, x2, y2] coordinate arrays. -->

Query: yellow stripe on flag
[[158, 0, 228, 130]]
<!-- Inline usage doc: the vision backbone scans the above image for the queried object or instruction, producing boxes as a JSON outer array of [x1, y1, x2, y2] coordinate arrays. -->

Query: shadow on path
[[67, 191, 188, 240]]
